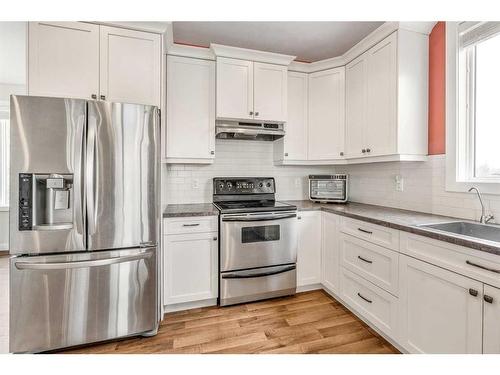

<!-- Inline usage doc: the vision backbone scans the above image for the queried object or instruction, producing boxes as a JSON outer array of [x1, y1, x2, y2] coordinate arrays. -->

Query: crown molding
[[167, 43, 215, 60], [210, 43, 296, 66], [165, 21, 433, 72]]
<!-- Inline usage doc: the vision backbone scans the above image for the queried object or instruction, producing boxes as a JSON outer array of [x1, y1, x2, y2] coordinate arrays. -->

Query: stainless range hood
[[216, 121, 285, 141]]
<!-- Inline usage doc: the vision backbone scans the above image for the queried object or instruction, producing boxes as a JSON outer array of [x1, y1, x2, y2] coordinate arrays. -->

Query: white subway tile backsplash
[[162, 139, 335, 206], [163, 146, 499, 222], [338, 154, 499, 222]]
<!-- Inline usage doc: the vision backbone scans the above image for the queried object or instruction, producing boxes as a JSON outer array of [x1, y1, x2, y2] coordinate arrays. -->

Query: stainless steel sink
[[418, 221, 500, 243]]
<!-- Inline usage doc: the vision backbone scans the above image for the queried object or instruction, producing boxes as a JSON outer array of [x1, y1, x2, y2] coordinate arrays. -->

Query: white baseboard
[[163, 298, 217, 314], [297, 283, 322, 293]]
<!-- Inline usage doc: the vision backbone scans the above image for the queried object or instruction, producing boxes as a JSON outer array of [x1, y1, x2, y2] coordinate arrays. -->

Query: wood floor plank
[[59, 290, 399, 354]]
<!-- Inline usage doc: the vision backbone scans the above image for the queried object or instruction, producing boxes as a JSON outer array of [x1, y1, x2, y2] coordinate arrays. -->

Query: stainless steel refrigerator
[[9, 95, 160, 353]]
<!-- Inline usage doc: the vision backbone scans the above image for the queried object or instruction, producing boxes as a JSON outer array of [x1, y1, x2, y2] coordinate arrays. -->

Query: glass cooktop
[[213, 200, 297, 214]]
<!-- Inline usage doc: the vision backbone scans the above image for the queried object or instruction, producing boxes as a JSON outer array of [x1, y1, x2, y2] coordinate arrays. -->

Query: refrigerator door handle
[[86, 112, 98, 236], [14, 248, 154, 270], [74, 114, 86, 237]]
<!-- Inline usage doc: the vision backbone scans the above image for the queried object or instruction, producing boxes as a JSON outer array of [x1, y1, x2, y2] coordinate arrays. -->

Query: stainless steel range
[[213, 177, 298, 306]]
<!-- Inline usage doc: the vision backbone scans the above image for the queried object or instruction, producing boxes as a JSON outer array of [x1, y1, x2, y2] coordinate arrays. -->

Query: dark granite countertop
[[163, 200, 500, 256], [163, 203, 219, 218], [283, 200, 500, 256]]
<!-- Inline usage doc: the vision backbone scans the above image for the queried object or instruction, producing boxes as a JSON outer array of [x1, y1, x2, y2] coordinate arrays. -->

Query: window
[[0, 110, 9, 208], [446, 22, 500, 193]]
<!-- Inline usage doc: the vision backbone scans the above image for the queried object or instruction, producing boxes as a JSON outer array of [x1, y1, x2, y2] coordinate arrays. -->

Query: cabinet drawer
[[340, 233, 399, 295], [340, 217, 399, 251], [340, 267, 398, 340], [400, 232, 500, 289], [164, 216, 218, 235]]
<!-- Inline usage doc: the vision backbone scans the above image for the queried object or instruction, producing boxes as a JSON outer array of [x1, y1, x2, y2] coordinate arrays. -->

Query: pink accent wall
[[428, 21, 446, 155]]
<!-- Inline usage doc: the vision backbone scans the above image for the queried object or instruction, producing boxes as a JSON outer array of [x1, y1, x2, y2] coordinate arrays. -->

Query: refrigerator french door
[[9, 95, 160, 353]]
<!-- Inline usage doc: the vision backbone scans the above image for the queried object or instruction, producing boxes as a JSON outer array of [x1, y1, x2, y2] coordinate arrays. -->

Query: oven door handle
[[222, 213, 297, 222], [221, 264, 296, 279]]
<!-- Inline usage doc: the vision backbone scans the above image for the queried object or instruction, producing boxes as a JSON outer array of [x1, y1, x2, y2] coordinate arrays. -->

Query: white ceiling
[[172, 21, 384, 62]]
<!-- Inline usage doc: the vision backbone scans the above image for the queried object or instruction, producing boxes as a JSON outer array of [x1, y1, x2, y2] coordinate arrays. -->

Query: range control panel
[[213, 177, 275, 195], [19, 173, 33, 231]]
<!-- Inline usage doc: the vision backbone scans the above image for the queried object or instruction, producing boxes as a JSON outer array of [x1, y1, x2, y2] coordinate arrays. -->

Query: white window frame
[[446, 22, 500, 194]]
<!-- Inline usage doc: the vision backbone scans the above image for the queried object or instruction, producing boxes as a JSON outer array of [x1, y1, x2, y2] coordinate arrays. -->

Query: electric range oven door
[[220, 211, 298, 272]]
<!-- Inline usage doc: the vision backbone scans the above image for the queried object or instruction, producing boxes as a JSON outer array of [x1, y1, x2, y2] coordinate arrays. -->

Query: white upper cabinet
[[308, 67, 345, 160], [216, 57, 288, 122], [274, 71, 308, 162], [253, 62, 287, 122], [345, 55, 367, 158], [345, 30, 428, 161], [166, 55, 215, 163], [99, 26, 161, 106], [399, 255, 483, 354], [28, 22, 99, 99], [365, 33, 397, 156], [28, 22, 161, 106], [216, 57, 254, 120]]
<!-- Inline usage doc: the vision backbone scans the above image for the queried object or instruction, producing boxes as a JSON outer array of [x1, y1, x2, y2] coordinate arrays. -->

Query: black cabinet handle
[[183, 223, 200, 227], [100, 95, 106, 100], [357, 292, 372, 303], [357, 228, 373, 235], [469, 288, 478, 297], [484, 295, 494, 304], [466, 260, 500, 274], [357, 255, 373, 264]]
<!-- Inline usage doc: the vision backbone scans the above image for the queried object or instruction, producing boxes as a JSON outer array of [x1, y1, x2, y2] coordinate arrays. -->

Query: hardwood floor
[[62, 290, 399, 354]]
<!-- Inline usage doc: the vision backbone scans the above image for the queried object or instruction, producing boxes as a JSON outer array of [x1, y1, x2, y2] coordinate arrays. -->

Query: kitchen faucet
[[468, 187, 494, 224]]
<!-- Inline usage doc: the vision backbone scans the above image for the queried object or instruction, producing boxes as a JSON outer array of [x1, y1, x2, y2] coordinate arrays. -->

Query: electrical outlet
[[395, 175, 404, 192], [294, 178, 301, 188], [192, 178, 199, 189]]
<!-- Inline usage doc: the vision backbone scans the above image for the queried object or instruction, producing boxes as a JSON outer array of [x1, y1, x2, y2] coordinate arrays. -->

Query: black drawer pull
[[466, 260, 500, 274], [484, 295, 494, 304], [182, 223, 200, 227], [357, 292, 372, 304], [357, 255, 373, 264], [357, 228, 373, 235], [469, 288, 478, 297]]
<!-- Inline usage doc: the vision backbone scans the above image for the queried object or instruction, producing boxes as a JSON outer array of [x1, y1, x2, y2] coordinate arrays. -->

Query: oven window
[[241, 225, 280, 243]]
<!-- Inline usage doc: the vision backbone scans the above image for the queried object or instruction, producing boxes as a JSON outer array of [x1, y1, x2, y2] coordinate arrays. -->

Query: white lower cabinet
[[297, 211, 322, 287], [483, 284, 500, 353], [398, 254, 483, 353], [321, 212, 340, 293], [340, 267, 399, 339], [163, 218, 218, 306], [339, 233, 399, 296]]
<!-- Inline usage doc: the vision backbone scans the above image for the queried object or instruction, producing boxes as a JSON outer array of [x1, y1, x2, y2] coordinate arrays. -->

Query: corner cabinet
[[216, 57, 287, 122], [274, 71, 308, 162], [165, 55, 215, 163], [321, 212, 340, 293], [28, 22, 161, 106], [308, 67, 345, 161], [345, 30, 428, 161]]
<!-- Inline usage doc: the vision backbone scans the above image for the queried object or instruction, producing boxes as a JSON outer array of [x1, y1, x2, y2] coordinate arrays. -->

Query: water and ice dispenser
[[18, 173, 74, 231]]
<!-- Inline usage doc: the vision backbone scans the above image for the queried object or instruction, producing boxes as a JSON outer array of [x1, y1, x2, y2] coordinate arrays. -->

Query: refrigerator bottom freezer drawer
[[9, 247, 158, 353], [219, 264, 297, 306]]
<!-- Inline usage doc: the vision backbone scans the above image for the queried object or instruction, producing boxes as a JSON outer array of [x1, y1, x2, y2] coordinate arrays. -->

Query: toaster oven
[[309, 175, 348, 203]]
